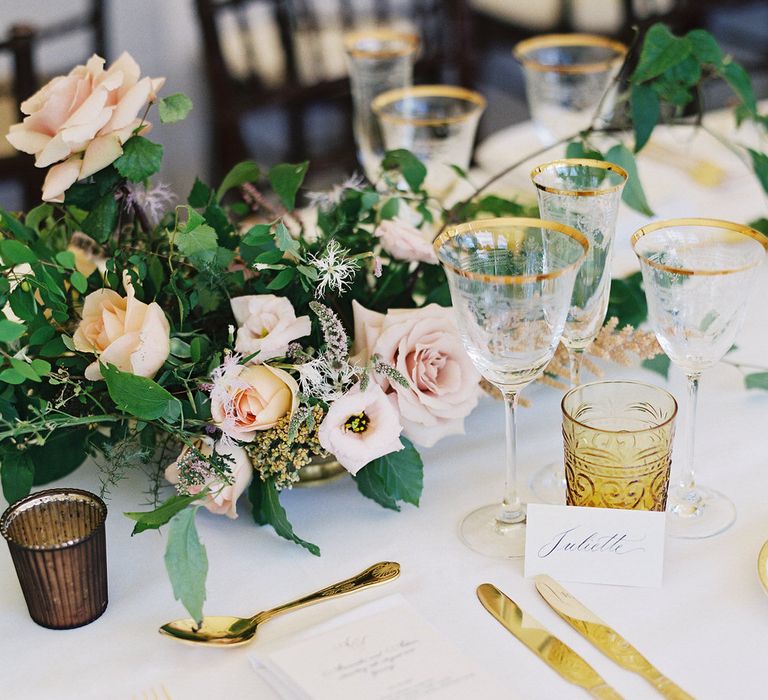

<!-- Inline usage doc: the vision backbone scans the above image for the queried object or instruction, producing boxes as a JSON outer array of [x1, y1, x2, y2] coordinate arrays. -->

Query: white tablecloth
[[3, 112, 768, 700]]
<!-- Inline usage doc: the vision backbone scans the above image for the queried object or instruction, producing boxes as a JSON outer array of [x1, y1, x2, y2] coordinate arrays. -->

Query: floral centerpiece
[[1, 26, 766, 622]]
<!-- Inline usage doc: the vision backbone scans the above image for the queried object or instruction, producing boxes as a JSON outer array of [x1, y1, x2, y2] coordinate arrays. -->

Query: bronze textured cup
[[562, 381, 677, 511], [1, 488, 108, 629]]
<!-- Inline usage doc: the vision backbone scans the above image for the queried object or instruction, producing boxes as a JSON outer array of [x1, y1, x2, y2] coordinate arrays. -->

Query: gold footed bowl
[[295, 454, 347, 488]]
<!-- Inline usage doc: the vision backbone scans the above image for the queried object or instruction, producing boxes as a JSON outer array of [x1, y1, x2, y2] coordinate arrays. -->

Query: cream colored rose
[[164, 437, 252, 519], [210, 363, 298, 442], [5, 52, 165, 202], [375, 217, 438, 264], [73, 271, 170, 381], [352, 301, 480, 447], [230, 294, 311, 362]]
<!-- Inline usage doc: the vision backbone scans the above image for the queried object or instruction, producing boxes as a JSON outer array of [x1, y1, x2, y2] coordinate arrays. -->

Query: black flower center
[[344, 411, 370, 434]]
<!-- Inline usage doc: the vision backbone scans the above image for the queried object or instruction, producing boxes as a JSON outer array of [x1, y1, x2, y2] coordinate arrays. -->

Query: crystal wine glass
[[632, 218, 766, 538], [529, 158, 628, 503], [513, 34, 627, 146], [434, 217, 588, 557]]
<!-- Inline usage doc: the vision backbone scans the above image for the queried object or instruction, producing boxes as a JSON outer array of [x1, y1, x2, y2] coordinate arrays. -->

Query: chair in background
[[0, 1, 106, 210], [194, 0, 475, 185]]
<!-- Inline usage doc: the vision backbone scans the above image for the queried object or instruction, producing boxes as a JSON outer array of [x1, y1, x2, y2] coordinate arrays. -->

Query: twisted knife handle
[[641, 668, 694, 700], [589, 683, 624, 700]]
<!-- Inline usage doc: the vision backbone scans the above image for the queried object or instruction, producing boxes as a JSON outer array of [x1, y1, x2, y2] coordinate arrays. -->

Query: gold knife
[[535, 575, 693, 700], [477, 583, 624, 699]]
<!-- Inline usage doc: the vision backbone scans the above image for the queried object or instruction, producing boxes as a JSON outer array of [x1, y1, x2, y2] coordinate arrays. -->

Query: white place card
[[251, 595, 506, 700], [524, 503, 666, 588]]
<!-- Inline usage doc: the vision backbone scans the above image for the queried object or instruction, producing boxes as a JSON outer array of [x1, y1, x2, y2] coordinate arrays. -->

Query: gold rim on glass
[[631, 218, 768, 277], [561, 380, 678, 435], [531, 158, 629, 197], [513, 33, 627, 74], [758, 540, 768, 597], [371, 85, 487, 127], [343, 28, 419, 59], [433, 216, 588, 284]]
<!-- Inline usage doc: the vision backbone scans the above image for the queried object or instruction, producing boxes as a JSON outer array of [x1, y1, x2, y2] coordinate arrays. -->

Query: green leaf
[[745, 372, 768, 391], [605, 144, 654, 217], [274, 221, 301, 258], [158, 93, 193, 124], [114, 136, 164, 182], [81, 192, 119, 243], [0, 319, 26, 343], [0, 239, 37, 266], [642, 353, 671, 379], [266, 268, 296, 290], [0, 368, 26, 385], [188, 177, 213, 208], [216, 160, 260, 202], [607, 272, 648, 328], [747, 149, 768, 195], [70, 271, 88, 294], [630, 84, 660, 152], [125, 492, 205, 535], [633, 23, 692, 83], [164, 507, 208, 625], [241, 223, 273, 246], [102, 363, 181, 422], [0, 208, 34, 242], [25, 204, 53, 232], [29, 428, 89, 485], [687, 29, 723, 66], [748, 217, 768, 237], [0, 450, 34, 503], [10, 358, 41, 382], [268, 162, 309, 211], [28, 324, 55, 346], [247, 478, 320, 555], [176, 223, 218, 258], [380, 197, 402, 220], [425, 282, 451, 306], [565, 141, 604, 161], [354, 437, 423, 511], [55, 251, 77, 270], [722, 60, 757, 116], [474, 195, 526, 217], [382, 149, 427, 192], [31, 359, 51, 376]]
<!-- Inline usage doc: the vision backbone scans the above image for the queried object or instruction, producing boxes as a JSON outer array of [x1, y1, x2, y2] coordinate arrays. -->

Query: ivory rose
[[230, 294, 311, 362], [374, 217, 438, 265], [5, 52, 165, 202], [352, 301, 480, 448], [164, 437, 252, 519], [73, 271, 170, 381], [318, 382, 403, 475], [210, 361, 298, 442]]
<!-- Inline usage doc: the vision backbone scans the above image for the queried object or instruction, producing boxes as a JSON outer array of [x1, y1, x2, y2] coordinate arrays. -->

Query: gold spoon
[[158, 561, 400, 646]]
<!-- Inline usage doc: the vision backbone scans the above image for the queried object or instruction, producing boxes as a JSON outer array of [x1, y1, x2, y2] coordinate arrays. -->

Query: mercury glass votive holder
[[1, 488, 108, 629], [562, 381, 677, 511]]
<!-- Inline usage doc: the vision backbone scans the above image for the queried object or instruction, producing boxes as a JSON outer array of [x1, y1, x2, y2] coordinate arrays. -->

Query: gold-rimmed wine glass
[[529, 158, 628, 504], [434, 217, 588, 558], [513, 33, 627, 146], [633, 218, 767, 538], [372, 85, 486, 200]]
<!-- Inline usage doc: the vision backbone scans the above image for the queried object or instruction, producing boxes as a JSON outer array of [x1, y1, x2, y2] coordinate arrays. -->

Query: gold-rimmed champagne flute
[[434, 218, 588, 557], [529, 159, 628, 504], [633, 218, 767, 538], [513, 34, 627, 146]]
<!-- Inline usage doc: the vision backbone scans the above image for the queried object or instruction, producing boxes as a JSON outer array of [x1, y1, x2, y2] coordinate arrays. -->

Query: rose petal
[[41, 156, 82, 202], [80, 133, 123, 178]]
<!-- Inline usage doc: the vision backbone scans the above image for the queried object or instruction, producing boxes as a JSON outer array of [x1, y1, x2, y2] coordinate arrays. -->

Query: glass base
[[459, 503, 527, 558], [529, 462, 566, 505], [667, 485, 736, 539]]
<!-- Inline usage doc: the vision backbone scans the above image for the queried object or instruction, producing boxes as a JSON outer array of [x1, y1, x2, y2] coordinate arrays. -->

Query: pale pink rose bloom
[[230, 295, 311, 362], [73, 271, 170, 381], [374, 217, 438, 265], [210, 363, 298, 442], [5, 52, 165, 202], [351, 301, 480, 448], [318, 383, 403, 475], [164, 437, 253, 519]]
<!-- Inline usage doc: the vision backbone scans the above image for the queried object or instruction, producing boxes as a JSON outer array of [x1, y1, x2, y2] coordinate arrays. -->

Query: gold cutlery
[[159, 561, 400, 647], [535, 576, 693, 700], [477, 583, 623, 699], [758, 541, 768, 597]]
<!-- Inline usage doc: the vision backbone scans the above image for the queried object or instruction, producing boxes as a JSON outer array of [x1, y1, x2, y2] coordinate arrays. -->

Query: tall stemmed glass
[[529, 159, 628, 503], [435, 218, 588, 557], [633, 219, 767, 538]]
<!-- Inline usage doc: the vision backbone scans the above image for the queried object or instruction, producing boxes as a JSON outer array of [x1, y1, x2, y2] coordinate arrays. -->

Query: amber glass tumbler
[[562, 381, 677, 511], [1, 488, 108, 629]]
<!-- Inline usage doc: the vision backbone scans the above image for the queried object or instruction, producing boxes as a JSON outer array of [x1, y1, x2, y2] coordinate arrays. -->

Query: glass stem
[[567, 347, 585, 388], [499, 390, 524, 523], [680, 372, 701, 496]]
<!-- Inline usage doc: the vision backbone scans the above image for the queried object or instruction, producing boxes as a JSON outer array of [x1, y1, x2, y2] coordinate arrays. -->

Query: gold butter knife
[[477, 583, 623, 699], [535, 576, 693, 700]]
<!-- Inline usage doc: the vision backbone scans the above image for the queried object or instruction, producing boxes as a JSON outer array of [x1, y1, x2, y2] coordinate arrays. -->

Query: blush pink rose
[[5, 52, 165, 202], [73, 271, 170, 381], [230, 294, 311, 362], [210, 362, 298, 442], [374, 217, 438, 264], [318, 382, 403, 474], [352, 301, 480, 448], [165, 437, 253, 519]]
